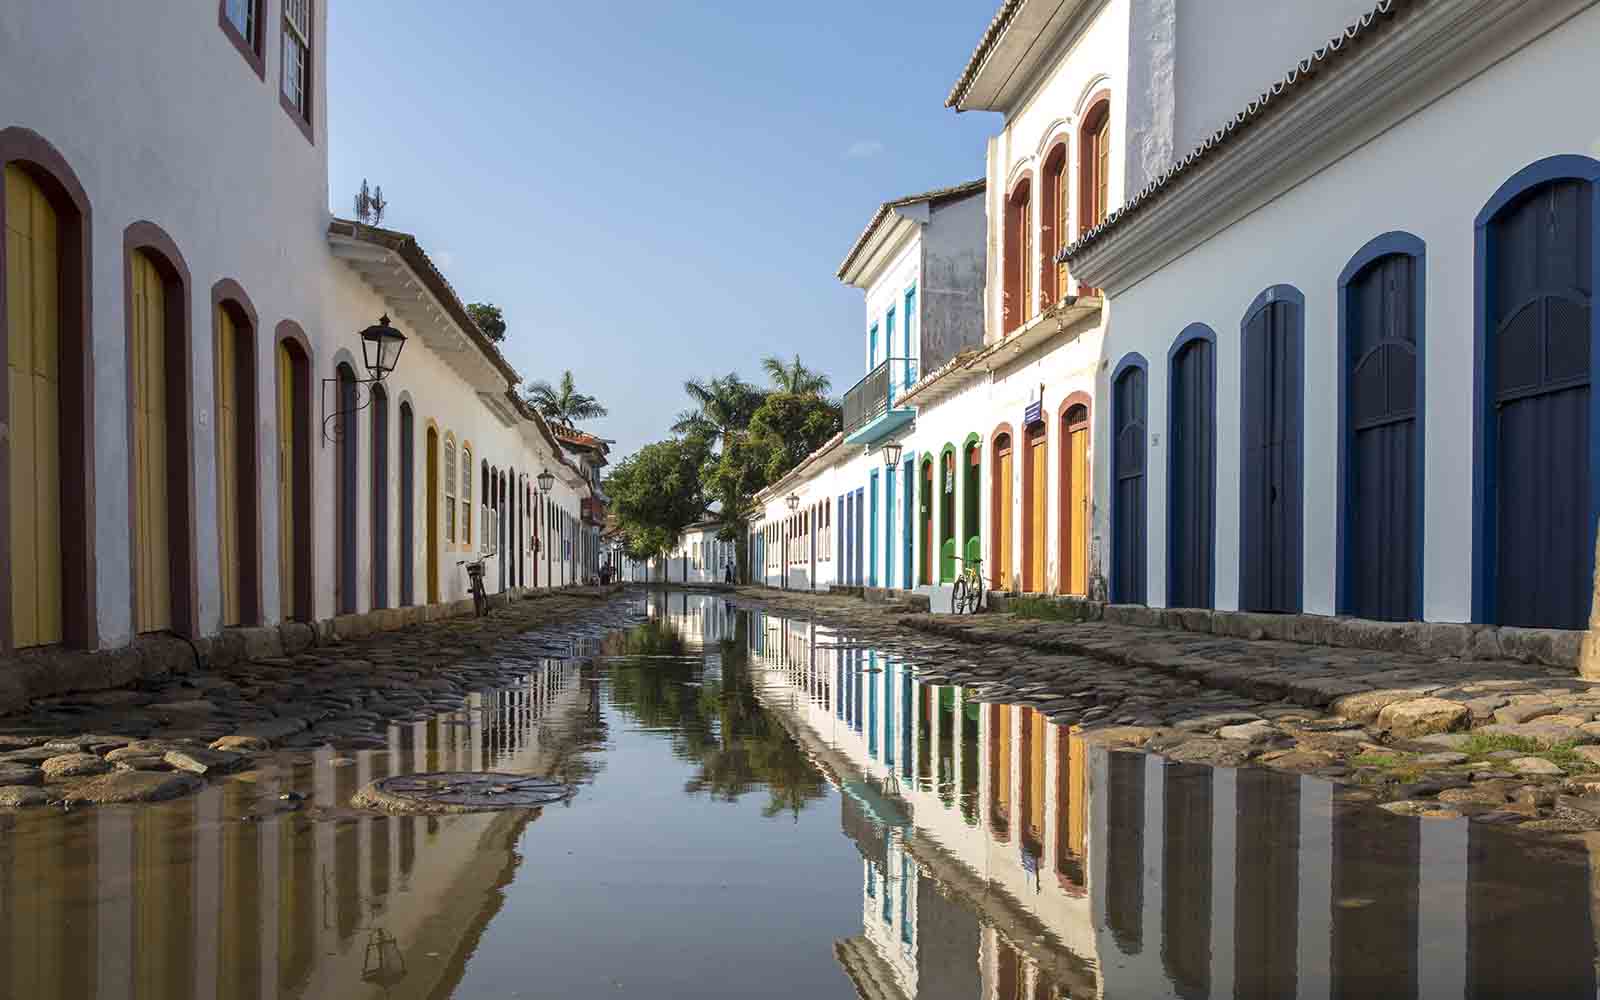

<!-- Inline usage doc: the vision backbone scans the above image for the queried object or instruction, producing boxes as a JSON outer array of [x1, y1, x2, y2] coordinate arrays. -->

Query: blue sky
[[327, 2, 1000, 458]]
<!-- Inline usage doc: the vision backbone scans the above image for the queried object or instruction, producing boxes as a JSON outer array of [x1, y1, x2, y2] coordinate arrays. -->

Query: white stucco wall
[[1093, 5, 1600, 621]]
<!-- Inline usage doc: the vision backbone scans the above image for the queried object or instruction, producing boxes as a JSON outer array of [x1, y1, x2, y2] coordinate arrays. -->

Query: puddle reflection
[[748, 609, 1600, 999]]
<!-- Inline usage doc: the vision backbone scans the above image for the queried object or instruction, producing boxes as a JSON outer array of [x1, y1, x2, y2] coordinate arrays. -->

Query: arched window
[[2, 131, 95, 651], [1004, 177, 1033, 335], [461, 444, 473, 547], [443, 434, 457, 543], [1078, 93, 1111, 296], [1041, 142, 1069, 305]]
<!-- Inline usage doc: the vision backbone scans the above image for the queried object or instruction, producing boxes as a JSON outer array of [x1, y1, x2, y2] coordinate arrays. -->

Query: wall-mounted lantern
[[785, 492, 800, 512], [321, 314, 407, 443], [537, 467, 556, 495], [882, 442, 903, 467]]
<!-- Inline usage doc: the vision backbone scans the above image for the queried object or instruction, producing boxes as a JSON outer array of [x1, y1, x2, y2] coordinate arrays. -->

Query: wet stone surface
[[0, 592, 643, 810], [735, 587, 1600, 838], [353, 771, 576, 814]]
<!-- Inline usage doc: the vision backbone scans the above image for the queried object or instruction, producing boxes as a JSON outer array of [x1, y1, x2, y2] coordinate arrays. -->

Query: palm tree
[[523, 370, 607, 428], [673, 373, 766, 448], [761, 354, 831, 397]]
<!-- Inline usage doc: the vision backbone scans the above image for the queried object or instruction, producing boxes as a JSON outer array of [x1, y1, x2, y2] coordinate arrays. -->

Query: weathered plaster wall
[[921, 192, 988, 373]]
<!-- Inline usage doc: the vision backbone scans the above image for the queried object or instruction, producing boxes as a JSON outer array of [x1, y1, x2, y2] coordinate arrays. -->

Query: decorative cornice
[[1065, 0, 1591, 293]]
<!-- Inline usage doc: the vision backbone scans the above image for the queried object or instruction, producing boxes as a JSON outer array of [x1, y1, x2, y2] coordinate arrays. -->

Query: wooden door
[[1240, 299, 1303, 613], [399, 403, 413, 604], [131, 250, 171, 633], [1490, 179, 1592, 628], [1027, 425, 1046, 591], [919, 462, 933, 585], [6, 164, 63, 647], [989, 703, 1012, 839], [1169, 337, 1215, 609], [1347, 254, 1420, 621], [1113, 367, 1147, 604], [995, 436, 1013, 589], [1065, 413, 1089, 595], [1022, 706, 1046, 852], [276, 342, 294, 618], [215, 305, 241, 625], [425, 427, 439, 602]]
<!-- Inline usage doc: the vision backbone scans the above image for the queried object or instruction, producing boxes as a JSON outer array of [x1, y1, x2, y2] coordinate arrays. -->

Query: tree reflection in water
[[601, 610, 829, 819]]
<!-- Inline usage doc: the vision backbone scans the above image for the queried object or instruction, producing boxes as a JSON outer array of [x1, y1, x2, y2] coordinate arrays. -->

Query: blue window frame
[[869, 324, 878, 368], [905, 286, 917, 386], [886, 308, 896, 386]]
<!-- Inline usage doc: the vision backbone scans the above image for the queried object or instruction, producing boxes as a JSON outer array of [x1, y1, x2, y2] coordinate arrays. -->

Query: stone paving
[[0, 590, 641, 809], [734, 587, 1600, 837]]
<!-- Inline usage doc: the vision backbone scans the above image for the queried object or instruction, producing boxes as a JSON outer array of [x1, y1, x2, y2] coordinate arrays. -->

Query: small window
[[886, 309, 896, 375], [225, 0, 258, 45], [904, 287, 917, 385], [281, 0, 313, 126], [869, 324, 879, 368]]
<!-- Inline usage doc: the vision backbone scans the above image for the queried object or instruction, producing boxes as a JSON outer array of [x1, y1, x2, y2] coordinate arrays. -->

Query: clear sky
[[326, 1, 1000, 459]]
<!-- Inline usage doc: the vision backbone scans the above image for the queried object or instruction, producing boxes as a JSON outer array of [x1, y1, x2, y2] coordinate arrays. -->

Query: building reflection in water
[[0, 660, 585, 1000], [748, 611, 1600, 999]]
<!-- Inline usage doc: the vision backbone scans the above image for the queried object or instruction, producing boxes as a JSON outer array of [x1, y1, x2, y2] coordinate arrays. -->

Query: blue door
[[1482, 173, 1594, 628], [1240, 288, 1304, 614], [837, 496, 845, 584], [885, 468, 896, 589], [1343, 242, 1423, 621], [1113, 360, 1148, 604], [855, 488, 865, 586], [1168, 328, 1215, 609], [843, 493, 853, 586], [869, 471, 880, 587]]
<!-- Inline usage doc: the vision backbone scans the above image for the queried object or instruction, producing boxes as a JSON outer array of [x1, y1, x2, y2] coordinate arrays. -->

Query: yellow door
[[5, 165, 62, 647], [1069, 425, 1089, 594], [215, 306, 240, 625], [1026, 707, 1046, 847], [1029, 429, 1046, 591], [131, 250, 171, 633], [996, 446, 1013, 590], [425, 428, 439, 602], [277, 342, 295, 618], [990, 703, 1012, 837]]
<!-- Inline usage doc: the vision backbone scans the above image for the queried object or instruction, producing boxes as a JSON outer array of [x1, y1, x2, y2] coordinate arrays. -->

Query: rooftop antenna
[[354, 178, 387, 226]]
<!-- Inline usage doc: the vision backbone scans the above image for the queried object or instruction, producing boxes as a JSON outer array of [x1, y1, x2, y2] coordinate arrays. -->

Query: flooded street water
[[2, 591, 1599, 998]]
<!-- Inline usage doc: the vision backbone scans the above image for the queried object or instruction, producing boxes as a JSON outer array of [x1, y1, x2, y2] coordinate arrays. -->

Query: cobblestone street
[[0, 590, 638, 807], [733, 586, 1600, 836]]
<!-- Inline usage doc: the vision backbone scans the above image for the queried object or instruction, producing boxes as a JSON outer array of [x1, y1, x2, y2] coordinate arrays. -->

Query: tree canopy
[[465, 302, 507, 343], [761, 354, 832, 396], [672, 373, 766, 448], [524, 369, 608, 427], [604, 435, 709, 564]]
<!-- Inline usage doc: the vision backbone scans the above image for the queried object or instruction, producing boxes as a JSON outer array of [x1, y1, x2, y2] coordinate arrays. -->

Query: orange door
[[6, 164, 63, 647], [130, 250, 171, 633], [1068, 423, 1089, 594], [995, 439, 1014, 590], [1028, 426, 1047, 591]]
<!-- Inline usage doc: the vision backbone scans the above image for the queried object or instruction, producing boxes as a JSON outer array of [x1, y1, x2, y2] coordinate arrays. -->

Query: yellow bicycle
[[952, 556, 985, 615]]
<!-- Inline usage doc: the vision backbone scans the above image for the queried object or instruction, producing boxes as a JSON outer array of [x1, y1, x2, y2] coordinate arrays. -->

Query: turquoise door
[[869, 471, 879, 587], [902, 456, 914, 588], [885, 468, 896, 589]]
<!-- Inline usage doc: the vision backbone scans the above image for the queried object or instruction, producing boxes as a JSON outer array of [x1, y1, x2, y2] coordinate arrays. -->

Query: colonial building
[[1064, 0, 1600, 638], [0, 1, 596, 692]]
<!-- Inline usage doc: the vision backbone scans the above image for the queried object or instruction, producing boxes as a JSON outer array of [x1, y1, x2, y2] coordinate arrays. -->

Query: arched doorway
[[1340, 236, 1424, 622], [961, 436, 981, 571], [1475, 158, 1598, 628], [991, 428, 1014, 590], [425, 425, 440, 603], [399, 401, 414, 605], [918, 457, 934, 585], [335, 362, 358, 615], [1168, 328, 1215, 609], [1058, 399, 1090, 596], [275, 326, 313, 621], [212, 282, 260, 627], [938, 445, 956, 582], [127, 226, 197, 636], [2, 133, 95, 651], [1239, 288, 1303, 614], [1022, 420, 1048, 592], [370, 382, 389, 610], [1112, 357, 1147, 604]]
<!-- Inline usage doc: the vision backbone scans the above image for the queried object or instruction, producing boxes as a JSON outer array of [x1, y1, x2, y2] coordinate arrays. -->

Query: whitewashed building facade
[[0, 0, 595, 686]]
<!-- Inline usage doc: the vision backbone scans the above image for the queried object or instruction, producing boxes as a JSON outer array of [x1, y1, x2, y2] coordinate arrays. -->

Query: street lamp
[[882, 442, 903, 467], [537, 468, 555, 495], [321, 314, 408, 443], [785, 492, 800, 512]]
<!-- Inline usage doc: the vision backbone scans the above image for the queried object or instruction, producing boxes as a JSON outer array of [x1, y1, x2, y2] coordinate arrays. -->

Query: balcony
[[842, 359, 915, 446]]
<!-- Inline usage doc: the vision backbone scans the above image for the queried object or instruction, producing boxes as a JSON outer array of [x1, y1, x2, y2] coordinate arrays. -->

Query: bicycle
[[459, 556, 489, 618], [951, 556, 986, 615]]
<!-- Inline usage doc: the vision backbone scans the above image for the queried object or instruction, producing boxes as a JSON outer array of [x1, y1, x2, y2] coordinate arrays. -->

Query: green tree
[[761, 354, 832, 396], [605, 436, 709, 580], [672, 373, 766, 449], [524, 369, 608, 427], [465, 302, 507, 342], [747, 391, 842, 481]]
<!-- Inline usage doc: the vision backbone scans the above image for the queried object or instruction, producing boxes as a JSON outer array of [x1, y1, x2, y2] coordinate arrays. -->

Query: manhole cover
[[352, 772, 575, 814]]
